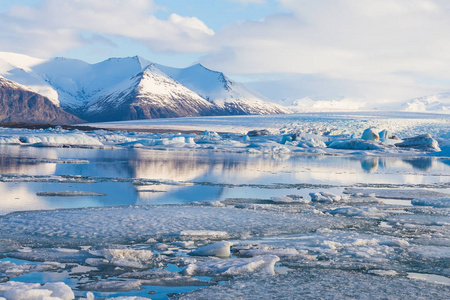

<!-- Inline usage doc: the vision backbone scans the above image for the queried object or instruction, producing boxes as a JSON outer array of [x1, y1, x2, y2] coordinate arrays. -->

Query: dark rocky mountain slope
[[0, 77, 83, 124]]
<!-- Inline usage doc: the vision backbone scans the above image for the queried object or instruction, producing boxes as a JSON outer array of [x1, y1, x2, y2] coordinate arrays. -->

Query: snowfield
[[0, 111, 449, 299]]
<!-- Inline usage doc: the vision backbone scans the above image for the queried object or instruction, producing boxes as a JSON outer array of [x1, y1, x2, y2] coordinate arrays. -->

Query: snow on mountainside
[[158, 63, 291, 115], [0, 52, 60, 105], [403, 93, 450, 114], [0, 52, 289, 122], [83, 64, 222, 121]]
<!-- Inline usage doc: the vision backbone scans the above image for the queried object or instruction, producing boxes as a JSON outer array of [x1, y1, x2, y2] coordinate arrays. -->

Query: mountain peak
[[189, 63, 223, 75], [132, 55, 152, 69]]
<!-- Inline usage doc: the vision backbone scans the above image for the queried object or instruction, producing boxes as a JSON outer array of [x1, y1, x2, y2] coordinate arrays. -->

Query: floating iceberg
[[189, 241, 236, 258], [0, 282, 74, 300], [310, 192, 343, 202], [92, 249, 154, 269], [182, 255, 280, 276], [18, 133, 103, 147], [411, 198, 450, 208], [395, 134, 441, 152], [361, 128, 380, 141], [328, 139, 384, 150]]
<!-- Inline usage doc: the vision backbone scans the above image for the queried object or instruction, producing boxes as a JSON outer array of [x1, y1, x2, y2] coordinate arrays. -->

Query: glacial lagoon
[[0, 144, 449, 299]]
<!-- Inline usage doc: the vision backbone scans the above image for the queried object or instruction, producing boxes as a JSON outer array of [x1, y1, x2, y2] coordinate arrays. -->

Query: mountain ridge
[[0, 76, 83, 124], [0, 52, 290, 123]]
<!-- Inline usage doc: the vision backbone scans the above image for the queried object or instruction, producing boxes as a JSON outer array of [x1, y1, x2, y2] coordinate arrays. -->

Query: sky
[[1, 0, 450, 108]]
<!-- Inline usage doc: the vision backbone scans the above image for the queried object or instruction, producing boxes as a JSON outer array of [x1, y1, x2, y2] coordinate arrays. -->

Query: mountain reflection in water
[[0, 145, 448, 214]]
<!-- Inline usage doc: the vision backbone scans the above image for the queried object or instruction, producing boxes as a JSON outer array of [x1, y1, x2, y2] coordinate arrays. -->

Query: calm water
[[1, 145, 450, 299], [0, 145, 449, 214]]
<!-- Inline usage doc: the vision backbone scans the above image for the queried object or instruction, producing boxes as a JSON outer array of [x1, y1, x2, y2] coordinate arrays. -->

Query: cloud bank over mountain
[[1, 0, 450, 106]]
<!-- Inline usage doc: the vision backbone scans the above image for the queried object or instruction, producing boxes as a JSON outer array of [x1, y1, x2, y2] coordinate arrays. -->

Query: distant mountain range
[[0, 52, 290, 124]]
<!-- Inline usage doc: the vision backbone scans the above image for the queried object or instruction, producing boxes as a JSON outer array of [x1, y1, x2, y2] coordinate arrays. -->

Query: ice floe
[[0, 281, 74, 300], [182, 255, 280, 276], [19, 132, 103, 147], [396, 134, 441, 152], [0, 260, 64, 276], [189, 241, 236, 258], [176, 269, 450, 299], [310, 192, 344, 202], [361, 128, 380, 141], [327, 206, 387, 218], [92, 249, 154, 269], [411, 198, 450, 208], [36, 191, 106, 197], [328, 139, 385, 150], [0, 206, 361, 246]]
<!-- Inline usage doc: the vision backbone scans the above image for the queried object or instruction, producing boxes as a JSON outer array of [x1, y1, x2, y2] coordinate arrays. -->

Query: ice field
[[0, 112, 449, 299]]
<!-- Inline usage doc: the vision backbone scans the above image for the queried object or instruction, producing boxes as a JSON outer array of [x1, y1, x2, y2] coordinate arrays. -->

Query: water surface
[[1, 145, 449, 214]]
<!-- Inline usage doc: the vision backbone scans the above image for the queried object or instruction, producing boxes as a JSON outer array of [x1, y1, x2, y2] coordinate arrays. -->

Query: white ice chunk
[[0, 281, 74, 300], [101, 249, 154, 268], [189, 241, 236, 258], [0, 261, 62, 276], [79, 280, 141, 292], [239, 246, 301, 258], [296, 136, 327, 148], [172, 241, 195, 248], [79, 292, 94, 300], [328, 207, 387, 218], [379, 129, 397, 140], [362, 128, 379, 141], [368, 270, 398, 276], [180, 230, 229, 239], [19, 133, 103, 147], [0, 136, 21, 144], [41, 282, 75, 300], [310, 192, 341, 203], [36, 191, 106, 197], [182, 255, 280, 276], [379, 239, 410, 247], [411, 198, 450, 208], [396, 134, 440, 152], [85, 258, 109, 267], [0, 282, 41, 293], [328, 139, 384, 150], [270, 196, 310, 204]]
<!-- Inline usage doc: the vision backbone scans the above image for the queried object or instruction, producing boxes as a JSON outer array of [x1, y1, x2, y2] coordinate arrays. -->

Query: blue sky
[[1, 0, 450, 108], [0, 0, 284, 66]]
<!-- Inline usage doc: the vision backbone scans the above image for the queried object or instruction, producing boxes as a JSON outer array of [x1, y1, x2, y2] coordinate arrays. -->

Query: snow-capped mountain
[[157, 63, 290, 115], [403, 93, 450, 114], [83, 64, 222, 121], [0, 76, 82, 124], [0, 52, 291, 122]]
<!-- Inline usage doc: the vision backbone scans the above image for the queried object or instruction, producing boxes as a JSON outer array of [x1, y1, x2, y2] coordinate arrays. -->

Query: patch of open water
[[0, 145, 449, 214]]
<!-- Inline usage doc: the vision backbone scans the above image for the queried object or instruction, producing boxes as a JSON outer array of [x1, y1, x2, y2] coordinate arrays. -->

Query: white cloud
[[0, 0, 214, 57], [201, 0, 450, 102], [2, 0, 450, 104]]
